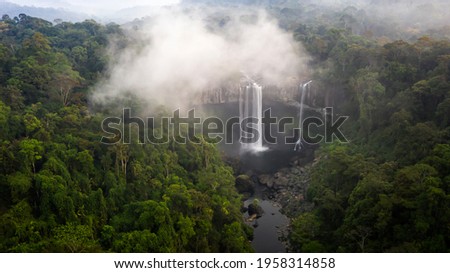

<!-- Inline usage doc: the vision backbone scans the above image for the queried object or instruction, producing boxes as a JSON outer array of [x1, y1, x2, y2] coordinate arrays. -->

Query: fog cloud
[[92, 8, 308, 107]]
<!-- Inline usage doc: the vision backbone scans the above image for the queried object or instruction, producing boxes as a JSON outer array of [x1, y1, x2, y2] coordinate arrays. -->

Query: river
[[244, 195, 289, 253]]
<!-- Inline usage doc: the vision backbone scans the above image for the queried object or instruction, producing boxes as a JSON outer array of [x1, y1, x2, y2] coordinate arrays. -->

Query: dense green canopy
[[0, 6, 449, 253]]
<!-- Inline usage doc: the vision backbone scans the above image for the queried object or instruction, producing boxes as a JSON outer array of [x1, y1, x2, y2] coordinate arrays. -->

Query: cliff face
[[192, 78, 306, 105], [193, 82, 242, 105]]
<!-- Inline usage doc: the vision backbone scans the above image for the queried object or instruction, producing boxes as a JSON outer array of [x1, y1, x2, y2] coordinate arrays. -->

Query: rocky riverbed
[[257, 164, 315, 217], [237, 159, 316, 252], [238, 162, 315, 217]]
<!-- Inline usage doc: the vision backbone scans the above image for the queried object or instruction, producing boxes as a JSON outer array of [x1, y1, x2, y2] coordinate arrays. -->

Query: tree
[[290, 212, 324, 252], [0, 85, 24, 110], [18, 138, 43, 174], [341, 173, 393, 252], [114, 144, 129, 177], [53, 223, 99, 252], [22, 32, 51, 56], [0, 101, 10, 139], [70, 46, 87, 69], [7, 172, 32, 203], [0, 14, 258, 254], [410, 78, 448, 122], [23, 113, 41, 136], [112, 230, 159, 252], [221, 222, 252, 253], [175, 215, 195, 251], [50, 53, 83, 106], [350, 68, 385, 139]]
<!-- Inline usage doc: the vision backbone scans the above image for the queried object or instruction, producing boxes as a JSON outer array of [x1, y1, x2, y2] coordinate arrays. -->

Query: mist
[[5, 0, 181, 16], [297, 0, 450, 33], [184, 1, 450, 37], [92, 8, 309, 107]]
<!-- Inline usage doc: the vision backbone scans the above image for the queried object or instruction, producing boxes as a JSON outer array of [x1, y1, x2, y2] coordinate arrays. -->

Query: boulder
[[235, 175, 255, 194], [259, 174, 274, 188], [273, 176, 289, 189], [248, 203, 264, 217]]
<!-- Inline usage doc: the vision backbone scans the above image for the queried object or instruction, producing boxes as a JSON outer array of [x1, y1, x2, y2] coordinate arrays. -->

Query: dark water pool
[[244, 197, 289, 253]]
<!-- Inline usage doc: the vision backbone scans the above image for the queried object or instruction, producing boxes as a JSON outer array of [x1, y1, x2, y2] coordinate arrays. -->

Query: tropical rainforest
[[0, 0, 449, 253]]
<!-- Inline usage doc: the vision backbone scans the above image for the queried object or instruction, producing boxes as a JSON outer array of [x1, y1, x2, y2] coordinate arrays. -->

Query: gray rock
[[259, 174, 274, 188], [248, 203, 264, 217], [235, 175, 255, 194]]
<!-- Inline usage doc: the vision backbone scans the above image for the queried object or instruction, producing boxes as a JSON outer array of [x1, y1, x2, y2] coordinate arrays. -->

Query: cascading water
[[239, 81, 267, 153], [294, 80, 312, 151]]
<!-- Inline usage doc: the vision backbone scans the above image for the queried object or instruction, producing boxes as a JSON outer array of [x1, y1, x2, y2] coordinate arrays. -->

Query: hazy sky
[[6, 0, 181, 14]]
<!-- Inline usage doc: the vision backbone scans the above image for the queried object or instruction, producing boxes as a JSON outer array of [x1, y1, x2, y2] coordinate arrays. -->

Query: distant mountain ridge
[[0, 1, 91, 22]]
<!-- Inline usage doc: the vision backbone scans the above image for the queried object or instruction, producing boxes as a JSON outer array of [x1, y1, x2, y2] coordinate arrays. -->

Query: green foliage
[[291, 20, 450, 252], [7, 172, 32, 202], [290, 212, 324, 252], [350, 68, 385, 139], [0, 100, 10, 138], [2, 9, 449, 254], [53, 223, 99, 252], [0, 14, 251, 253], [18, 138, 43, 173]]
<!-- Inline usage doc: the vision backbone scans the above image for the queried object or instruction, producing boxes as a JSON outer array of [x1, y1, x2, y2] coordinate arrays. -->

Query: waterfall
[[254, 83, 263, 149], [239, 81, 267, 153], [294, 80, 312, 151]]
